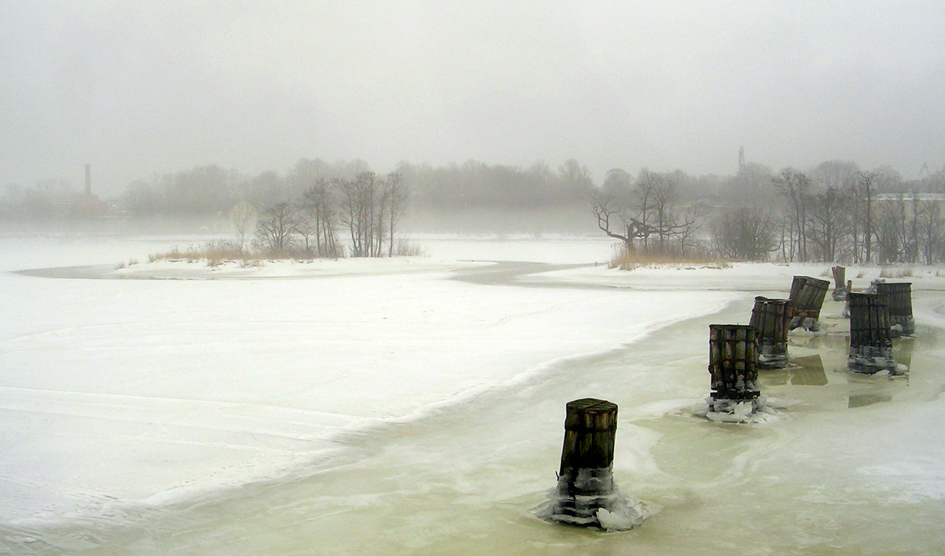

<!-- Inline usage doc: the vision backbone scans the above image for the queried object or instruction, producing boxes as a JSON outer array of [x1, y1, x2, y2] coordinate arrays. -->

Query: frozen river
[[2, 236, 945, 554]]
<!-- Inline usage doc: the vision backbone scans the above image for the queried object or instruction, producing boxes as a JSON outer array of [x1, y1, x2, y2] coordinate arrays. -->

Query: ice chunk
[[597, 507, 633, 531]]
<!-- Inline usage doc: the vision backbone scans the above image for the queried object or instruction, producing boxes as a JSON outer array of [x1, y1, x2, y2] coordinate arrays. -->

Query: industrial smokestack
[[85, 164, 91, 197]]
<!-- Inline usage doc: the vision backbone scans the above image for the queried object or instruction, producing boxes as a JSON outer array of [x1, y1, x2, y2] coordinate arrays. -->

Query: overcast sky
[[2, 1, 944, 195]]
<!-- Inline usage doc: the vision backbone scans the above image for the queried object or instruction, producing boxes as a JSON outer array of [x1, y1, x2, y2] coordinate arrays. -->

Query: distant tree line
[[5, 154, 945, 264], [111, 158, 596, 220], [1, 180, 79, 221]]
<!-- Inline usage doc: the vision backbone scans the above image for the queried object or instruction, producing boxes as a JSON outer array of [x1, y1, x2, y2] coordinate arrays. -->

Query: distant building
[[874, 193, 945, 203], [56, 164, 109, 218]]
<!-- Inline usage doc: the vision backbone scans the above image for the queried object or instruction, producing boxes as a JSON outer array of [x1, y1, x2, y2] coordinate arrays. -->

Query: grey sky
[[2, 1, 944, 195]]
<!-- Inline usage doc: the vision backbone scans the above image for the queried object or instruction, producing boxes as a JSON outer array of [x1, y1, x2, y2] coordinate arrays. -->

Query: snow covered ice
[[3, 234, 945, 555]]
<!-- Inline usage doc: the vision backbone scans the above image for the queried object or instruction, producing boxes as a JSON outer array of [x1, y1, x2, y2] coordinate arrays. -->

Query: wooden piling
[[831, 266, 847, 301], [848, 293, 897, 374], [708, 324, 759, 403], [875, 282, 914, 337], [788, 276, 830, 330], [547, 398, 621, 526], [749, 297, 791, 368], [842, 279, 854, 318]]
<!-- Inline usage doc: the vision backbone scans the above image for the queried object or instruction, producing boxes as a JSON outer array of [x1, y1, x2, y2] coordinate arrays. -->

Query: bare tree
[[807, 186, 852, 261], [337, 171, 408, 258], [591, 190, 644, 251], [917, 198, 944, 264], [383, 172, 409, 257], [713, 206, 778, 261], [772, 169, 812, 261], [298, 179, 339, 257], [338, 172, 377, 257], [558, 159, 595, 199], [857, 172, 878, 263], [633, 169, 661, 251], [229, 200, 257, 252], [672, 203, 707, 257], [255, 202, 297, 252], [874, 194, 908, 263], [592, 168, 704, 257], [652, 177, 676, 252]]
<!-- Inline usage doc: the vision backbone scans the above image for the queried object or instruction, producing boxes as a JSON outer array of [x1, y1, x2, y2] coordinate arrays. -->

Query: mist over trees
[[5, 153, 945, 264]]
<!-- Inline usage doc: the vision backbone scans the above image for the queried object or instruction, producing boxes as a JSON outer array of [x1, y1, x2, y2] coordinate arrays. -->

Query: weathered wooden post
[[875, 282, 914, 337], [847, 293, 898, 374], [707, 324, 763, 419], [831, 266, 847, 301], [788, 276, 830, 331], [842, 279, 854, 318], [541, 399, 645, 530], [749, 296, 792, 368]]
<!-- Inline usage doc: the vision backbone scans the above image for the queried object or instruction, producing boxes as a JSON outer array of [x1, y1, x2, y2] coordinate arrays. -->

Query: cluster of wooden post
[[544, 269, 916, 531], [838, 272, 913, 372], [708, 270, 913, 417], [743, 275, 828, 373]]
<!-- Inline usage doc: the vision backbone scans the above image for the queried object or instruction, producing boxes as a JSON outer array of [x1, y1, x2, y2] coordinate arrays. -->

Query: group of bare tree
[[336, 172, 407, 257], [713, 206, 779, 261], [252, 172, 407, 258], [710, 161, 945, 264], [592, 169, 707, 257]]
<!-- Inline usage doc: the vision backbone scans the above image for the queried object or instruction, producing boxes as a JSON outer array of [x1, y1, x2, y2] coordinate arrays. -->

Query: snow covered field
[[2, 234, 945, 554]]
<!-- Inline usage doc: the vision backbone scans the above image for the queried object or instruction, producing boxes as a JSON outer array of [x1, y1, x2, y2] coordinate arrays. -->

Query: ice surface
[[3, 234, 945, 554], [0, 235, 733, 524]]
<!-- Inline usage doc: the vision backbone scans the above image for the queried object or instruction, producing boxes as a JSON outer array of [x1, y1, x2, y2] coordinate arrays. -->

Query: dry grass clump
[[392, 240, 426, 257], [879, 266, 914, 278], [147, 237, 426, 267], [609, 243, 726, 270], [149, 241, 258, 266], [147, 241, 354, 267]]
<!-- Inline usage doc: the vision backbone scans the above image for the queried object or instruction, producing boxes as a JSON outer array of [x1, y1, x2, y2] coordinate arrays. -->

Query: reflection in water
[[757, 355, 828, 386], [848, 393, 893, 408], [759, 329, 920, 410], [760, 368, 789, 386], [789, 355, 828, 386]]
